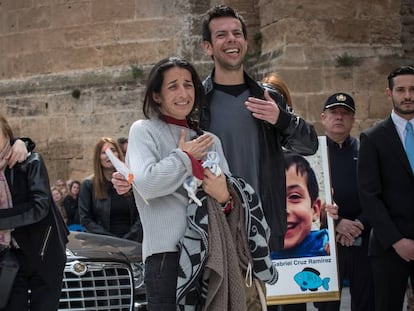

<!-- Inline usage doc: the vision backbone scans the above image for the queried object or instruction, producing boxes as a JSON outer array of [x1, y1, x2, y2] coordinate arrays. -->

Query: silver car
[[59, 231, 146, 311]]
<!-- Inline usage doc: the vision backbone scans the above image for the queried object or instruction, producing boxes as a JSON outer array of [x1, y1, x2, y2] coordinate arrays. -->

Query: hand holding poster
[[266, 136, 340, 305]]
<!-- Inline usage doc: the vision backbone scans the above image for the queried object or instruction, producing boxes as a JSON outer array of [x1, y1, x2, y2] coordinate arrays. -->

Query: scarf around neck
[[0, 141, 13, 246], [160, 115, 189, 128]]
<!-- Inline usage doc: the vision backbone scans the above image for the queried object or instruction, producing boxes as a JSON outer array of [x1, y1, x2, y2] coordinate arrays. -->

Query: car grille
[[59, 261, 134, 311]]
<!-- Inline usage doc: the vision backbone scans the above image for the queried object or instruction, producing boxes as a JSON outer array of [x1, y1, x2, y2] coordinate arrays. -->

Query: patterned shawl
[[176, 175, 278, 311]]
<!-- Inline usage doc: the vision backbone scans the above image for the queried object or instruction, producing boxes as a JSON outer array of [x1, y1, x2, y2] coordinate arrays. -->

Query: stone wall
[[0, 0, 412, 183], [254, 0, 413, 136]]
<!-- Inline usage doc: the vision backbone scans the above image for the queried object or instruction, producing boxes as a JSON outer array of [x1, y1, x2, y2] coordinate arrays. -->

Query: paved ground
[[306, 286, 408, 310], [306, 287, 350, 310]]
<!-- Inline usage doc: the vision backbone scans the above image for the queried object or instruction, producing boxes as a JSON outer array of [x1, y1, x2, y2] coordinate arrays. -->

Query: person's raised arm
[[7, 138, 36, 168]]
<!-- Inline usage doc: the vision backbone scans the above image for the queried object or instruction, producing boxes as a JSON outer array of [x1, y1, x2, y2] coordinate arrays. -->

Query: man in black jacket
[[200, 4, 318, 254], [200, 6, 318, 310]]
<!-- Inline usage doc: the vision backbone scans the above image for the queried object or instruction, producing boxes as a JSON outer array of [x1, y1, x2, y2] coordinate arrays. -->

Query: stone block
[[4, 97, 47, 117], [135, 0, 163, 17], [47, 92, 94, 116], [92, 86, 142, 112], [91, 0, 135, 22], [0, 0, 32, 11], [102, 39, 176, 67], [290, 94, 308, 119], [323, 67, 354, 92], [310, 94, 329, 120], [112, 110, 142, 133], [117, 18, 177, 41], [368, 93, 391, 120], [0, 11, 18, 34], [0, 57, 11, 79], [42, 23, 119, 50], [66, 158, 90, 182], [51, 2, 92, 27], [66, 112, 118, 139], [280, 46, 306, 65], [47, 139, 83, 160], [47, 116, 68, 140], [1, 31, 43, 56], [354, 94, 371, 120], [17, 6, 51, 31], [47, 47, 102, 72], [20, 116, 50, 144], [277, 68, 324, 93]]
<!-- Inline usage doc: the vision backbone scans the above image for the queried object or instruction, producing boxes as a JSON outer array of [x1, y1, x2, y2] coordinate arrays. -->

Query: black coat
[[79, 178, 143, 243], [0, 152, 68, 287]]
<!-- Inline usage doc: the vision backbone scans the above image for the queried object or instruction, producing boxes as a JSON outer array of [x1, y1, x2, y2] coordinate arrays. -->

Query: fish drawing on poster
[[294, 267, 330, 292]]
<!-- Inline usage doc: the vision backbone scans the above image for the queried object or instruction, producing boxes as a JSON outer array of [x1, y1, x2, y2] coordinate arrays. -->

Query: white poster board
[[267, 136, 340, 305]]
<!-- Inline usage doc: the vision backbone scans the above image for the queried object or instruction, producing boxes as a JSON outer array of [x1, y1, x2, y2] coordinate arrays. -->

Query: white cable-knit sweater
[[126, 117, 229, 261]]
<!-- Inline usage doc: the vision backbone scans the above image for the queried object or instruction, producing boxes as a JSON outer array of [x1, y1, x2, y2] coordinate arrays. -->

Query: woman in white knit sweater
[[125, 57, 233, 311]]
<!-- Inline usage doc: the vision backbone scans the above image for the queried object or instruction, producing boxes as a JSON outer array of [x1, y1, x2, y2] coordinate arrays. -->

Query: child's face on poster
[[285, 165, 321, 249]]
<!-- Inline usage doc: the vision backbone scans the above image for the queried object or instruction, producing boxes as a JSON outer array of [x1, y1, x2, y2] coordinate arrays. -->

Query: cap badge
[[336, 94, 346, 102]]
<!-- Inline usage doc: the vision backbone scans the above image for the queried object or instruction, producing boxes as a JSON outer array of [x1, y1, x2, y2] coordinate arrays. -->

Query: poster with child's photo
[[266, 136, 340, 305]]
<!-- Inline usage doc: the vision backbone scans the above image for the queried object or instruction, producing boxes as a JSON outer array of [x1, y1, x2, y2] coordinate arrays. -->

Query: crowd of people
[[0, 3, 413, 311]]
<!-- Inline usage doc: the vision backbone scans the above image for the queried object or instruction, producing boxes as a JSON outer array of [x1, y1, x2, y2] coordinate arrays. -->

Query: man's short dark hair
[[117, 137, 128, 145], [201, 4, 247, 43], [387, 65, 414, 89]]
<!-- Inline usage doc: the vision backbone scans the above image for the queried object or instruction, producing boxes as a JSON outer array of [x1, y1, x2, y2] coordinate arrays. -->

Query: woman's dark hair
[[201, 4, 247, 43], [69, 180, 81, 197], [284, 151, 319, 203], [143, 56, 204, 133]]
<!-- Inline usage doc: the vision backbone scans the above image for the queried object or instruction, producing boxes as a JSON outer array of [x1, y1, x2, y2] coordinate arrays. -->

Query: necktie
[[405, 121, 414, 173]]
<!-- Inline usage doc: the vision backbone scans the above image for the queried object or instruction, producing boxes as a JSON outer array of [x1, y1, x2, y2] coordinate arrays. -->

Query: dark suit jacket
[[358, 116, 414, 256]]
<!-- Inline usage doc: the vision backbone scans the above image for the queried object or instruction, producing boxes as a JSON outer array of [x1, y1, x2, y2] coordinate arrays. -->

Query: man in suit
[[357, 65, 414, 311]]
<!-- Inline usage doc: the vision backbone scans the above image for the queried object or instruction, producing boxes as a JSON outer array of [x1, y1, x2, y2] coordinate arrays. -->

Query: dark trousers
[[268, 303, 306, 311], [1, 249, 62, 311], [145, 252, 179, 311], [370, 250, 414, 311], [314, 239, 374, 311]]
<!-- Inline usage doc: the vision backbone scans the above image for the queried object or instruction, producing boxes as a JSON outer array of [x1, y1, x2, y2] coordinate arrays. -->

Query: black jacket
[[62, 195, 80, 225], [201, 70, 318, 251], [0, 152, 68, 286], [79, 178, 143, 243]]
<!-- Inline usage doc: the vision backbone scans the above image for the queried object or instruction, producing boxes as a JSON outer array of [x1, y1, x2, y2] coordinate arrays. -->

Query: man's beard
[[393, 100, 414, 115]]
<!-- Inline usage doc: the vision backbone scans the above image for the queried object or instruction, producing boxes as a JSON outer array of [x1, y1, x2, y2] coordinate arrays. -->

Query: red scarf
[[161, 115, 189, 128]]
